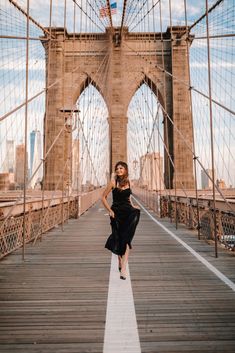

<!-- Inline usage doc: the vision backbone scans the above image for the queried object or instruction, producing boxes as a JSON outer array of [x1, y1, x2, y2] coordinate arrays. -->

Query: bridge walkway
[[0, 199, 235, 353]]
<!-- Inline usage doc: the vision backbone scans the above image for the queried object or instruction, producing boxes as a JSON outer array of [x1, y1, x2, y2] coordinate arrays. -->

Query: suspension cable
[[189, 0, 224, 31], [183, 0, 201, 240], [121, 37, 234, 212], [8, 0, 55, 37], [120, 0, 128, 31], [0, 40, 109, 123], [72, 0, 105, 32], [106, 0, 113, 28], [129, 0, 160, 32], [0, 24, 111, 237], [122, 40, 235, 117], [125, 0, 148, 29]]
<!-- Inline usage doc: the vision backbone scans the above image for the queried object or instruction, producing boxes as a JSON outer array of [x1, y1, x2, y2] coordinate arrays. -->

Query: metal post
[[183, 0, 201, 240], [41, 0, 53, 242], [205, 0, 218, 258], [22, 0, 30, 261], [61, 0, 67, 232]]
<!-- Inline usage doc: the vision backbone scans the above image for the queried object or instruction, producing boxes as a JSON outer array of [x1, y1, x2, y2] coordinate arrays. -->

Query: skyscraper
[[2, 140, 14, 173], [30, 130, 42, 188], [201, 169, 216, 189], [140, 152, 163, 191], [72, 138, 80, 191], [15, 144, 28, 189]]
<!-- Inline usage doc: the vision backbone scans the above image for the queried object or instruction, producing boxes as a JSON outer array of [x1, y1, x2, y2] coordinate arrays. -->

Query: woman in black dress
[[101, 161, 140, 280]]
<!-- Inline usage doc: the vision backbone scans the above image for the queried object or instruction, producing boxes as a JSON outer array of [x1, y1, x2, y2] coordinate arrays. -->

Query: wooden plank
[[0, 200, 235, 352], [130, 206, 235, 352], [0, 205, 111, 351]]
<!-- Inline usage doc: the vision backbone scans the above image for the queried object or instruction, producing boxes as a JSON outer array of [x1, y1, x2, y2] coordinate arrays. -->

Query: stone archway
[[126, 73, 174, 189], [43, 26, 194, 190]]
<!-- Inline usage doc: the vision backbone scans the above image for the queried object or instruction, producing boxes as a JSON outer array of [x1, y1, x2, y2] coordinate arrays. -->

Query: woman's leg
[[120, 244, 129, 279], [118, 255, 122, 271]]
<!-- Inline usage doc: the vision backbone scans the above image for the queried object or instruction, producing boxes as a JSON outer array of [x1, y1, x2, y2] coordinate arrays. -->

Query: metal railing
[[0, 188, 103, 259], [134, 187, 235, 252]]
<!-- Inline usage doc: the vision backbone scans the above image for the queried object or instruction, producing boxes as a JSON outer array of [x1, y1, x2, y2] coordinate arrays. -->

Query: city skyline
[[0, 0, 234, 191], [0, 129, 43, 190], [30, 129, 43, 189]]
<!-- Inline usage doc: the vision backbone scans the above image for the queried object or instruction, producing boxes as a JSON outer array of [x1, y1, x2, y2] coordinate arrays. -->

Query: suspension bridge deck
[[0, 200, 235, 353]]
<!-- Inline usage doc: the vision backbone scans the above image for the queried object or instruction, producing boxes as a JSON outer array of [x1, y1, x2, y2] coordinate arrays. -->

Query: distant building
[[0, 173, 9, 191], [216, 179, 226, 189], [2, 140, 14, 173], [0, 173, 15, 191], [30, 130, 42, 188], [201, 169, 216, 189], [15, 144, 28, 189], [140, 152, 163, 190], [72, 139, 80, 191]]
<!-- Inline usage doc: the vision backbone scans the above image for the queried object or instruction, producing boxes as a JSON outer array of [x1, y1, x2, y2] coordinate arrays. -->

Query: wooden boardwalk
[[0, 200, 235, 353]]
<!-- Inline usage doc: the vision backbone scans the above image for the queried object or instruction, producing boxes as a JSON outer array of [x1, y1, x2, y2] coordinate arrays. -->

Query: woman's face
[[115, 164, 127, 177]]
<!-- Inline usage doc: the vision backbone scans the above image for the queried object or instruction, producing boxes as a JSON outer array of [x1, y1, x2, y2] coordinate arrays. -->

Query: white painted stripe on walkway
[[134, 197, 235, 292], [103, 253, 141, 353]]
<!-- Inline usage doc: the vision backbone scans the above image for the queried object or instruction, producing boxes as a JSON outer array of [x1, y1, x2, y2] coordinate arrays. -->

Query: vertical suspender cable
[[22, 0, 30, 261], [79, 0, 83, 193], [184, 0, 201, 239], [149, 0, 164, 207], [157, 104, 162, 215], [159, 0, 172, 221], [106, 0, 113, 28], [205, 0, 218, 258], [41, 0, 53, 241], [120, 0, 127, 33], [168, 0, 178, 229], [61, 0, 67, 231], [153, 0, 163, 210], [68, 0, 77, 221], [82, 0, 87, 186], [147, 2, 152, 204], [139, 5, 144, 199], [74, 0, 78, 207], [143, 1, 148, 203]]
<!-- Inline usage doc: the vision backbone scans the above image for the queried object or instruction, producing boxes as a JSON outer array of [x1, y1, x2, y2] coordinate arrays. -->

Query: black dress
[[105, 184, 140, 256]]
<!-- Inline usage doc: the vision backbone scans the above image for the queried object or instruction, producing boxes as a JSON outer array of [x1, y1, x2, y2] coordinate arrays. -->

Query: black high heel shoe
[[120, 271, 126, 280], [118, 266, 121, 272]]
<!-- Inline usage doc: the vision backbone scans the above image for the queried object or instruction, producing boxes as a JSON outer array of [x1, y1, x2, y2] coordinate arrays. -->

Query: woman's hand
[[109, 210, 115, 218]]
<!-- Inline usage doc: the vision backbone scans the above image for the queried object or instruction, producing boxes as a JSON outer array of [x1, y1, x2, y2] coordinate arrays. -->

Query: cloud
[[191, 38, 234, 50], [165, 0, 202, 18], [0, 58, 45, 71], [190, 61, 235, 69]]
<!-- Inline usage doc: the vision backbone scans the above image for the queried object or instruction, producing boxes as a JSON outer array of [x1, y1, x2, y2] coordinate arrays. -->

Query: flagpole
[[106, 0, 113, 27]]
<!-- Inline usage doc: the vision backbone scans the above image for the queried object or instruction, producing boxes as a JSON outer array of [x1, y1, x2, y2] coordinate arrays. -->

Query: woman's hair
[[114, 161, 129, 188]]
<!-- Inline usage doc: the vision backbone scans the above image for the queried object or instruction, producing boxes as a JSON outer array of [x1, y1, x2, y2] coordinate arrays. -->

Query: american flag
[[100, 2, 117, 18]]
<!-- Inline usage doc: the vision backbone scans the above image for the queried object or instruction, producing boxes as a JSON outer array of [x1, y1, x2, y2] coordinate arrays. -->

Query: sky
[[1, 0, 216, 32], [0, 0, 234, 188]]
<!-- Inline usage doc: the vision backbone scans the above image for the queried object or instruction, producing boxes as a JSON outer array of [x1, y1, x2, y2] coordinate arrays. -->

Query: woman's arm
[[128, 181, 140, 209], [130, 195, 140, 209], [101, 180, 115, 218]]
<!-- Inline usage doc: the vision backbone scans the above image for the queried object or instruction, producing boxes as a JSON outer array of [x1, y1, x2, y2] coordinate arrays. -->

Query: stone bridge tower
[[42, 26, 194, 190]]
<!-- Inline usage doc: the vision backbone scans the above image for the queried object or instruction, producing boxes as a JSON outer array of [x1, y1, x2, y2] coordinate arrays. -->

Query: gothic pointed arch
[[43, 26, 194, 190], [128, 74, 165, 111], [72, 74, 108, 110], [126, 73, 173, 188]]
